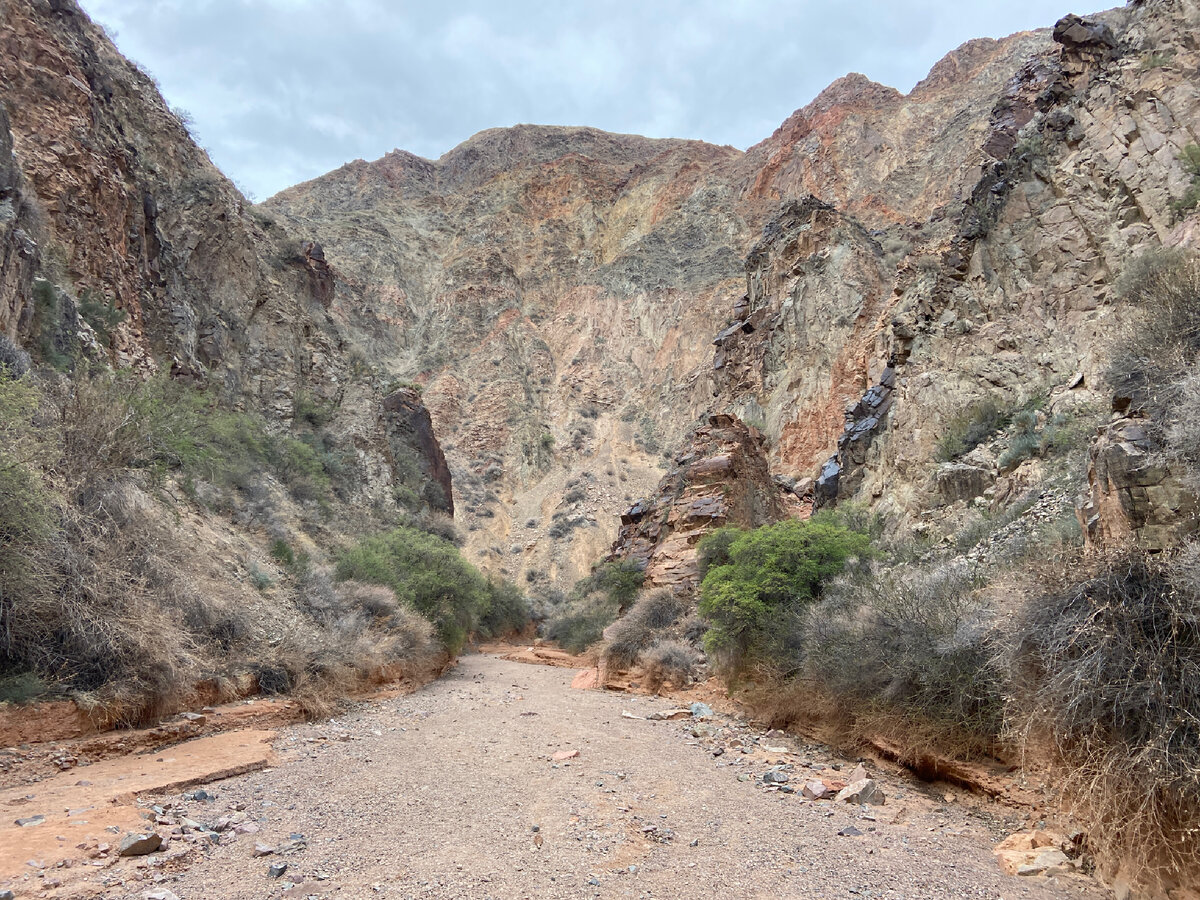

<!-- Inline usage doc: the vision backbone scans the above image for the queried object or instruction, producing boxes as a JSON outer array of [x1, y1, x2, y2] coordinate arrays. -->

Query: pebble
[[268, 862, 288, 878]]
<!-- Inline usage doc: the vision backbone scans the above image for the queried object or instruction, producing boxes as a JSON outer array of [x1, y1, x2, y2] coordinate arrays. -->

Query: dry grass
[[641, 640, 698, 693], [602, 590, 684, 670], [1005, 546, 1200, 891]]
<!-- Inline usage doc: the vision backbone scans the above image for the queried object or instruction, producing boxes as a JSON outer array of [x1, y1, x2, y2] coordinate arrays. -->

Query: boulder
[[118, 832, 163, 857]]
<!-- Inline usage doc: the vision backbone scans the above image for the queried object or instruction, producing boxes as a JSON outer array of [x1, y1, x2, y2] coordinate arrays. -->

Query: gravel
[[113, 654, 1106, 899]]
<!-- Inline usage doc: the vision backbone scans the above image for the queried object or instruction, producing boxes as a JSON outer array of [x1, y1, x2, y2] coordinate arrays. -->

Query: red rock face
[[608, 414, 785, 591]]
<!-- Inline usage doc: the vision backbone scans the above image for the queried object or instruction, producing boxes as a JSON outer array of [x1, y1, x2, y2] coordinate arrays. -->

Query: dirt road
[[4, 653, 1109, 899]]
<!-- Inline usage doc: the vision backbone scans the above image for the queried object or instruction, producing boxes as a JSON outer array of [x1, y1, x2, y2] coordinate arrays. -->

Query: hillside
[[3, 0, 1200, 894]]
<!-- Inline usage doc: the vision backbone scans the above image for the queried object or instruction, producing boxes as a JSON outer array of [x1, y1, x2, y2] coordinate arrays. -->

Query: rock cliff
[[6, 0, 1200, 592]]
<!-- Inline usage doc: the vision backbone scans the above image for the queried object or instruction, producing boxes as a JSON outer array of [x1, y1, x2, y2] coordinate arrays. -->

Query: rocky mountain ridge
[[5, 0, 1200, 592]]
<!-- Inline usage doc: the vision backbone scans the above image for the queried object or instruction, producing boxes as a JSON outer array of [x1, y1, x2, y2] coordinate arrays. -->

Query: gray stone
[[268, 862, 288, 878], [15, 815, 45, 827], [834, 778, 886, 806], [761, 770, 789, 784], [689, 702, 714, 718], [118, 832, 163, 857]]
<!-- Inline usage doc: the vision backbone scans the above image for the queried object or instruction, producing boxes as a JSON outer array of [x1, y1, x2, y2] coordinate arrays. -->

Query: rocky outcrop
[[0, 105, 38, 340], [608, 414, 784, 590], [1077, 417, 1199, 550], [382, 387, 455, 516], [0, 0, 450, 525]]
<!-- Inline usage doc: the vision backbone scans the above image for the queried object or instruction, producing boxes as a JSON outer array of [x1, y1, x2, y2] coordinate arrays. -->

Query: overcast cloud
[[78, 1, 1075, 200]]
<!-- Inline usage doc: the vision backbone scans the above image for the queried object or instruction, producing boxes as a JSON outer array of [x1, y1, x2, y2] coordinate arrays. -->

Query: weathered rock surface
[[607, 414, 784, 590], [1077, 417, 1200, 549], [8, 0, 1200, 589]]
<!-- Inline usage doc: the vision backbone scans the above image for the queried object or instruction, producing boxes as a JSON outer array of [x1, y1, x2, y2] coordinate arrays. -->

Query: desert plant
[[698, 519, 869, 671], [1005, 547, 1200, 889], [543, 592, 619, 654], [642, 640, 698, 692], [935, 398, 1012, 462], [574, 558, 645, 611], [477, 578, 531, 638], [602, 589, 685, 669], [335, 525, 490, 653], [805, 559, 1003, 757], [1107, 248, 1200, 422]]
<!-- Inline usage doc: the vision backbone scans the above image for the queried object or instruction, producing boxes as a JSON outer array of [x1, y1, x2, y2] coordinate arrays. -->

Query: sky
[[79, 1, 1077, 200]]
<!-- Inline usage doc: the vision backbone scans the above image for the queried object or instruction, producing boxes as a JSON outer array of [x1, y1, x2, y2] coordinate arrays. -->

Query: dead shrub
[[641, 640, 698, 693], [1005, 546, 1200, 890], [602, 589, 685, 670], [802, 559, 1004, 760]]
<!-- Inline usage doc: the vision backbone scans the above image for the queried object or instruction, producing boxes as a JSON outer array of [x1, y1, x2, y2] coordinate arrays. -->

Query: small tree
[[699, 519, 868, 671]]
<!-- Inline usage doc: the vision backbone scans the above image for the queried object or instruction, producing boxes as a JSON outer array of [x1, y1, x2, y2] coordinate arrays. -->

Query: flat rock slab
[[0, 729, 275, 879]]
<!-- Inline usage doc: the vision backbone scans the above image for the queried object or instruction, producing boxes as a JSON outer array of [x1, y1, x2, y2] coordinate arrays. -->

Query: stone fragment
[[552, 749, 579, 761], [1016, 849, 1071, 877], [761, 770, 789, 784], [834, 778, 886, 805], [253, 842, 275, 857], [15, 815, 45, 827], [803, 781, 833, 800], [689, 702, 714, 718], [118, 832, 163, 856], [268, 862, 288, 878]]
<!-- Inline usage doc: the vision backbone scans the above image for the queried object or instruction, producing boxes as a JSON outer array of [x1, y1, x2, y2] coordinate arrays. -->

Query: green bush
[[574, 558, 645, 611], [935, 399, 1012, 462], [698, 519, 869, 671], [543, 592, 619, 654], [478, 578, 531, 638], [697, 525, 744, 578], [335, 526, 490, 653]]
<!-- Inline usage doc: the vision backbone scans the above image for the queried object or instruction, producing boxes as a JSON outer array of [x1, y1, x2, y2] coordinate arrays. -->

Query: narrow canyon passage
[[139, 655, 1103, 900]]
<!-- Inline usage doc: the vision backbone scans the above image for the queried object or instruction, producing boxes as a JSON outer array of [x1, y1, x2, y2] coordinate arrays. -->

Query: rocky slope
[[251, 1, 1200, 588], [6, 0, 1200, 592]]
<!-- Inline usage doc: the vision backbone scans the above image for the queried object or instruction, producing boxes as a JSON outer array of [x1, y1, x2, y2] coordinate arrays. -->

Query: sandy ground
[[0, 652, 1105, 900]]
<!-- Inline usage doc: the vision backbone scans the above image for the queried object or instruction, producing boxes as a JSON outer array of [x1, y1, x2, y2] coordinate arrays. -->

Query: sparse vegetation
[[542, 558, 646, 653], [1170, 144, 1200, 216], [601, 590, 684, 669]]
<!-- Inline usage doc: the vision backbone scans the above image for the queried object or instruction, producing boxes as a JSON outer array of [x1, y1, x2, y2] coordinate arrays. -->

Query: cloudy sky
[[80, 1, 1074, 200]]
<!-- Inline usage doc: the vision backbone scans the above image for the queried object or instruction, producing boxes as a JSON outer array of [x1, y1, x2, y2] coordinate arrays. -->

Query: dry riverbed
[[1, 653, 1109, 899]]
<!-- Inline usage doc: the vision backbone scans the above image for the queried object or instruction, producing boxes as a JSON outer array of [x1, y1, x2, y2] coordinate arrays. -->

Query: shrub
[[698, 519, 869, 672], [602, 590, 684, 669], [543, 592, 619, 654], [477, 578, 531, 638], [805, 559, 1003, 757], [335, 526, 489, 653], [1005, 547, 1200, 889], [935, 399, 1011, 462], [642, 640, 698, 692], [1170, 144, 1200, 216], [575, 558, 645, 611], [0, 335, 30, 376], [696, 525, 744, 579], [1107, 248, 1200, 420]]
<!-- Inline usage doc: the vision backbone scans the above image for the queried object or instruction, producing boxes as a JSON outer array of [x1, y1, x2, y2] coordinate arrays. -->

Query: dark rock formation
[[382, 388, 455, 517]]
